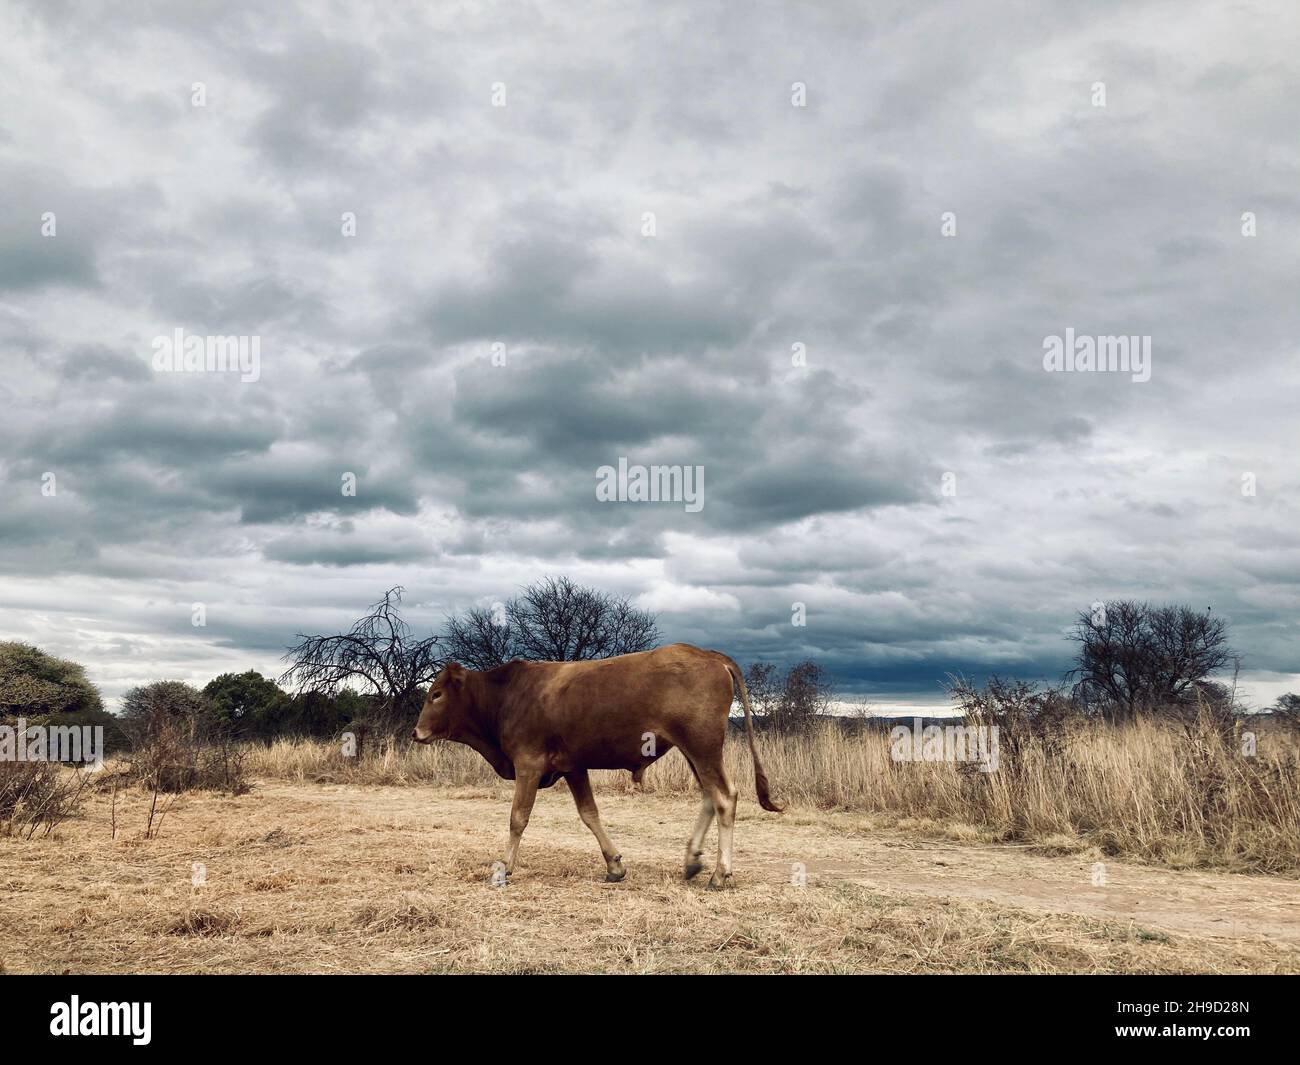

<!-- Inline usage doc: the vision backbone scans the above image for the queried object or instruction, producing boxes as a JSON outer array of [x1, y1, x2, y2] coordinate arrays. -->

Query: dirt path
[[280, 783, 1300, 950], [758, 843, 1300, 948]]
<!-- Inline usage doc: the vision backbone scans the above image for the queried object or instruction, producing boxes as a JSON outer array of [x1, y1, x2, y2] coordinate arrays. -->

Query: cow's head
[[412, 662, 468, 744]]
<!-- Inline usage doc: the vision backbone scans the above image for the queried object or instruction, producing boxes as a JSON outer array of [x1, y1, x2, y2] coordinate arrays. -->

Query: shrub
[[0, 760, 91, 839], [743, 659, 834, 733], [127, 715, 250, 795]]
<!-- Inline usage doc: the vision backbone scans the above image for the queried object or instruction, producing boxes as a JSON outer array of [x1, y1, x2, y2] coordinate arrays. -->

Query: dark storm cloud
[[0, 0, 1297, 709], [196, 454, 420, 525], [262, 524, 438, 567], [56, 344, 152, 383], [32, 401, 279, 467], [0, 163, 129, 291], [423, 228, 752, 355]]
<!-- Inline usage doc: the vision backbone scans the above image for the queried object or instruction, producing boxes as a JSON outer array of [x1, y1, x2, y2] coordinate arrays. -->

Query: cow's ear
[[445, 662, 465, 690]]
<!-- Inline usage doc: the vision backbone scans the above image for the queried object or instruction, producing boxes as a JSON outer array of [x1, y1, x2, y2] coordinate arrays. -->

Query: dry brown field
[[4, 720, 1298, 975]]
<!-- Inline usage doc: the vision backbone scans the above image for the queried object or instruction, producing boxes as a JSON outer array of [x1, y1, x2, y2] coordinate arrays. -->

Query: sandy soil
[[768, 808, 1300, 948], [2, 780, 1296, 974]]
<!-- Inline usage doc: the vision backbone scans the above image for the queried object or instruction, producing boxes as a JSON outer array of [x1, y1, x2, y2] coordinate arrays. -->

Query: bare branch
[[443, 576, 660, 666], [280, 588, 442, 725]]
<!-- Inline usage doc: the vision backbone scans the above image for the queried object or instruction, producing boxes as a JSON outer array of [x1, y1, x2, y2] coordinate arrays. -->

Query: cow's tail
[[721, 656, 785, 813]]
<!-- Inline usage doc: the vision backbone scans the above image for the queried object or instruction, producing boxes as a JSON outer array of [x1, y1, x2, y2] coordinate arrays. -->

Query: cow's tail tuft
[[722, 656, 784, 813]]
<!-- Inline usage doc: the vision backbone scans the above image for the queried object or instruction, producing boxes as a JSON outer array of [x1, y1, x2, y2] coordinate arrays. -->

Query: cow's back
[[494, 644, 733, 773]]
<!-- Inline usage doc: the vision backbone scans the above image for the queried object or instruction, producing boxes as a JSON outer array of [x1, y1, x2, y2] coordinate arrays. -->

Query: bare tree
[[1067, 600, 1234, 721], [776, 660, 834, 732], [744, 659, 833, 733], [1273, 693, 1300, 730], [742, 661, 779, 719], [442, 603, 517, 672], [280, 587, 441, 726], [443, 576, 660, 667]]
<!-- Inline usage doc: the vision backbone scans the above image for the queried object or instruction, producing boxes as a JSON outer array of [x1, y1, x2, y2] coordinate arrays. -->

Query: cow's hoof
[[604, 870, 626, 883], [707, 872, 734, 891], [684, 860, 704, 881]]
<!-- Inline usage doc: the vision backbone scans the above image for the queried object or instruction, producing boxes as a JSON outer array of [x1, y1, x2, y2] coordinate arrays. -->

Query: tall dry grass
[[245, 713, 1300, 874]]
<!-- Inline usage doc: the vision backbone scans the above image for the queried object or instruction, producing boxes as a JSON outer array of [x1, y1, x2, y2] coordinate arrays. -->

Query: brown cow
[[411, 642, 783, 889]]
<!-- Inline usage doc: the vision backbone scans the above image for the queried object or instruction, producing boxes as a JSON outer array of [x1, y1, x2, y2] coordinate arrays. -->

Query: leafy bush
[[0, 641, 124, 754]]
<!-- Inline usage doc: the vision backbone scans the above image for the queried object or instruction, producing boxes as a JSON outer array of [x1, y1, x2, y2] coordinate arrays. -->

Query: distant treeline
[[4, 588, 1298, 755]]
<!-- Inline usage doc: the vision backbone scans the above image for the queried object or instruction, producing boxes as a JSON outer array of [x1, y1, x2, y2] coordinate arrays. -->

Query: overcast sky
[[1, 1, 1297, 711]]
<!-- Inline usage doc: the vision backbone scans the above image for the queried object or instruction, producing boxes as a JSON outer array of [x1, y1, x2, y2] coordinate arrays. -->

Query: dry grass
[[3, 780, 1295, 975], [246, 713, 1300, 875]]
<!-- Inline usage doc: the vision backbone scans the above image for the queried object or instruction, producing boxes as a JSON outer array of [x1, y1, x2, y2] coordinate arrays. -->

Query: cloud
[[0, 0, 1297, 710]]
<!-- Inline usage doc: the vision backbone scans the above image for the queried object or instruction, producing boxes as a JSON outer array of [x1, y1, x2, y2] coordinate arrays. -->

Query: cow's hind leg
[[566, 770, 625, 882], [502, 767, 541, 877], [694, 757, 737, 890], [681, 754, 713, 880], [684, 793, 714, 880]]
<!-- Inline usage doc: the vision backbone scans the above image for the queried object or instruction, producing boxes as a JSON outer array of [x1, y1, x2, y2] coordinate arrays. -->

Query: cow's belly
[[543, 736, 675, 775]]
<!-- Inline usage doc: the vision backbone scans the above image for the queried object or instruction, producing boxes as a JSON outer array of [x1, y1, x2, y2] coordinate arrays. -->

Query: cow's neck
[[457, 730, 514, 779], [451, 674, 514, 779]]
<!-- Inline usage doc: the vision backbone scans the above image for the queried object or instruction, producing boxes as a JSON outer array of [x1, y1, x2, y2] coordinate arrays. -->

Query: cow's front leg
[[503, 767, 541, 876], [566, 769, 625, 882]]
